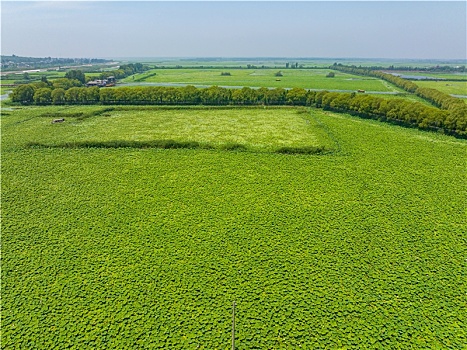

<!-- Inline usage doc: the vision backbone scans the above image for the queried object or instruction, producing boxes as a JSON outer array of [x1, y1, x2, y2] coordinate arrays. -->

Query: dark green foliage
[[52, 78, 83, 90], [26, 139, 326, 155], [133, 72, 157, 82], [33, 88, 52, 105], [275, 145, 326, 154], [10, 84, 35, 104], [39, 107, 115, 120], [101, 63, 150, 79], [64, 70, 86, 84], [220, 143, 247, 151], [26, 140, 207, 150]]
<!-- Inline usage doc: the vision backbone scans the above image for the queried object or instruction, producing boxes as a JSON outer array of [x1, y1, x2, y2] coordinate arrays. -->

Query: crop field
[[2, 106, 466, 348], [1, 106, 334, 153], [121, 68, 392, 92]]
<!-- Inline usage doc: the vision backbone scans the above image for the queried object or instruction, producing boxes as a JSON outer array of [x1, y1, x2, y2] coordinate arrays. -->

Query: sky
[[1, 1, 466, 60]]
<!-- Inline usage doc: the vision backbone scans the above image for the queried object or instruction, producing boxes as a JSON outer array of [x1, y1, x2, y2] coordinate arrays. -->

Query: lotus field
[[2, 106, 466, 348]]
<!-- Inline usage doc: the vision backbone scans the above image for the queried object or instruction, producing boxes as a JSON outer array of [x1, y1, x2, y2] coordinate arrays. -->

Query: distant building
[[86, 76, 115, 87]]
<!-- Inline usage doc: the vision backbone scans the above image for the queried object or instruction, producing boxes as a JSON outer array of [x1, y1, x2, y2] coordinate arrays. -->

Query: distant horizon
[[2, 54, 466, 63], [1, 2, 465, 60]]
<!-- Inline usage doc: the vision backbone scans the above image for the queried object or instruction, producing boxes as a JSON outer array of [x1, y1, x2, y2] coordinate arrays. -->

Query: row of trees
[[99, 63, 149, 80], [332, 64, 467, 130], [332, 62, 465, 73], [332, 64, 466, 109], [10, 84, 466, 137]]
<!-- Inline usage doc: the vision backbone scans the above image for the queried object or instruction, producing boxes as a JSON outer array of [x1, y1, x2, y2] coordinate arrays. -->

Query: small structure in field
[[86, 76, 116, 87]]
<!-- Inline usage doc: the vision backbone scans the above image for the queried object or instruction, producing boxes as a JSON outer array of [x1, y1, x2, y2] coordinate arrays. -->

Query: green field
[[121, 68, 392, 92], [2, 105, 466, 348], [1, 106, 334, 153], [372, 92, 435, 106], [416, 80, 467, 96], [118, 58, 467, 70], [0, 87, 13, 95], [390, 72, 467, 80]]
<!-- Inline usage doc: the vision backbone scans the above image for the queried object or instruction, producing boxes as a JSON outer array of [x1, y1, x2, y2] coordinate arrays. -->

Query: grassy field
[[372, 92, 435, 106], [121, 68, 392, 92], [389, 72, 467, 80], [416, 80, 467, 96], [1, 106, 334, 153], [2, 105, 466, 348]]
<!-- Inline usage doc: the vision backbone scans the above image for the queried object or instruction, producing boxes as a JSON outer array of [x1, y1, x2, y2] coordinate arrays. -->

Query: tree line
[[10, 83, 466, 137], [99, 63, 149, 80], [332, 64, 466, 108], [332, 64, 466, 131]]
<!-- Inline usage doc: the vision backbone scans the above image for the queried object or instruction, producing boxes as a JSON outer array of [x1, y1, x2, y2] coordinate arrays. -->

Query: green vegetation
[[65, 70, 86, 84], [100, 63, 150, 80], [389, 72, 466, 80], [416, 80, 467, 96], [333, 64, 467, 133], [120, 68, 390, 91], [3, 59, 466, 347], [2, 105, 466, 348], [2, 106, 334, 153], [1, 55, 110, 70], [8, 84, 466, 137]]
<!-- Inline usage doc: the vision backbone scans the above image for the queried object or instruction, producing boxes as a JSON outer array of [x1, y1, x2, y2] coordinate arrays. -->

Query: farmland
[[1, 106, 335, 153], [121, 68, 394, 92], [2, 105, 466, 348], [416, 80, 467, 96]]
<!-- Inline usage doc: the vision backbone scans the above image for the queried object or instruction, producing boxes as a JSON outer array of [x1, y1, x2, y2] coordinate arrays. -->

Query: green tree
[[286, 88, 308, 105], [65, 70, 86, 84], [65, 87, 82, 104], [51, 88, 66, 105], [33, 88, 52, 105], [85, 87, 100, 104], [53, 78, 82, 90], [11, 84, 35, 104]]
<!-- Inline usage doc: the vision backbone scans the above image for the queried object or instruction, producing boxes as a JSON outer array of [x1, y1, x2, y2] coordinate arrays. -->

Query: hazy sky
[[1, 1, 466, 59]]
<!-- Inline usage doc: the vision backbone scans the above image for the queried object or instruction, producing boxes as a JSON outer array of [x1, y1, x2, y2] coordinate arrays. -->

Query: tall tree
[[11, 85, 35, 104], [65, 70, 86, 84]]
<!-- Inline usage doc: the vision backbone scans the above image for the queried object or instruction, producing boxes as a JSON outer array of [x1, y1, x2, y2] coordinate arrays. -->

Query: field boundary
[[25, 140, 330, 156]]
